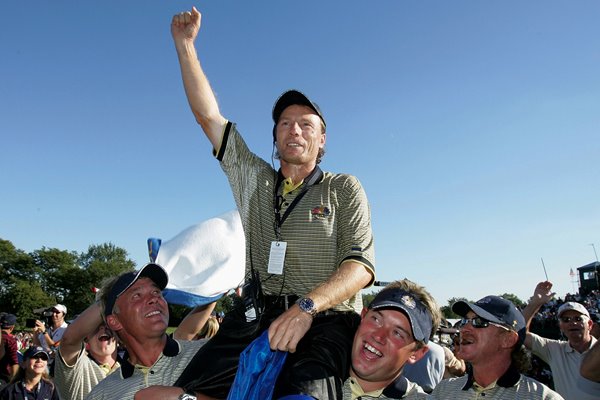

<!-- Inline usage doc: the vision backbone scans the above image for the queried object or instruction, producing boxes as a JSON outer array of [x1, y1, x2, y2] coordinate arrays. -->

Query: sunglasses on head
[[459, 317, 510, 331], [559, 315, 586, 323]]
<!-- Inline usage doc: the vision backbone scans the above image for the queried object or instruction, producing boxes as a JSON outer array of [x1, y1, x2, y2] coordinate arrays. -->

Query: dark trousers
[[175, 304, 360, 399]]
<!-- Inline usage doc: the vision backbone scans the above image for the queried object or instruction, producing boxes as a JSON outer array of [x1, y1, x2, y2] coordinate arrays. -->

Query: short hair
[[377, 279, 442, 348]]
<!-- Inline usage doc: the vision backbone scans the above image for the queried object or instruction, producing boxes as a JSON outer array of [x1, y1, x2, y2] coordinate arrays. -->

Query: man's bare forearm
[[307, 260, 373, 313]]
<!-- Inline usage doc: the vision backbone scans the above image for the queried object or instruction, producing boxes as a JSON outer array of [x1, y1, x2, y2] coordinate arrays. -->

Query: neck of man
[[569, 335, 592, 353], [472, 356, 512, 388], [280, 160, 317, 186], [91, 351, 118, 368], [23, 373, 42, 391], [349, 368, 398, 394], [123, 334, 167, 367]]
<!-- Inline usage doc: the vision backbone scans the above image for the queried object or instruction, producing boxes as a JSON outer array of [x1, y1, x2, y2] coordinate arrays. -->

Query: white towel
[[154, 210, 246, 306]]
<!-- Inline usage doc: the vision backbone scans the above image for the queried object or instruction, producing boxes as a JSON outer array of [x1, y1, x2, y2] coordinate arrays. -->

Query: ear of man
[[406, 345, 429, 365], [106, 314, 123, 332]]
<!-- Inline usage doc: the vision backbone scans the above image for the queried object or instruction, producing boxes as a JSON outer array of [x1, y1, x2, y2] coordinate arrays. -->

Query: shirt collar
[[120, 335, 180, 379], [382, 375, 410, 398], [462, 363, 520, 390]]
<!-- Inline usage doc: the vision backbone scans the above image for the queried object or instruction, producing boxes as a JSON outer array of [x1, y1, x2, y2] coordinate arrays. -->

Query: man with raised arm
[[522, 281, 597, 400], [171, 6, 375, 399]]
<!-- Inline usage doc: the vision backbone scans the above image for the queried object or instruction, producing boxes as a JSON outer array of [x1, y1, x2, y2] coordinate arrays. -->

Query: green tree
[[441, 297, 471, 319], [31, 247, 79, 302]]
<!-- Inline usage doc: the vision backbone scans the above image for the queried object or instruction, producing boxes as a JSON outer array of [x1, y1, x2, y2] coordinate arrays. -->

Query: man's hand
[[267, 305, 313, 353], [531, 281, 555, 305], [34, 320, 46, 334], [171, 7, 201, 44]]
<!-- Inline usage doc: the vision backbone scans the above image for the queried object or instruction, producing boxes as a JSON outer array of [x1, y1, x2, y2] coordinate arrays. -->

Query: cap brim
[[272, 90, 325, 125], [452, 301, 507, 326]]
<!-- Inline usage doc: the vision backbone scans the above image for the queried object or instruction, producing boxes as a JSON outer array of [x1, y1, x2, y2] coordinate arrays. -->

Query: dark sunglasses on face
[[459, 317, 510, 331], [559, 316, 586, 323], [30, 355, 48, 361]]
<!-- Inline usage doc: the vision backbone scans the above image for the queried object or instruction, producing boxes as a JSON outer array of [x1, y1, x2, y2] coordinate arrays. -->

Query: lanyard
[[273, 166, 323, 240]]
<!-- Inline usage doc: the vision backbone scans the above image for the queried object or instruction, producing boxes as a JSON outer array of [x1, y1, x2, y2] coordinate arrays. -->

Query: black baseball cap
[[24, 346, 49, 360], [453, 295, 526, 344], [272, 90, 326, 126], [0, 313, 17, 328], [369, 288, 434, 343], [104, 263, 168, 317]]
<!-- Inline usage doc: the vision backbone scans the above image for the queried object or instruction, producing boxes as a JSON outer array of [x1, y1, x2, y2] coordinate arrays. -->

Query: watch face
[[300, 297, 315, 314]]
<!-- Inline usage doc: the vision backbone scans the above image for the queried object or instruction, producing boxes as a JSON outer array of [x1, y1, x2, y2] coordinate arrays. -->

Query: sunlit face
[[86, 324, 117, 358], [458, 311, 512, 364], [275, 104, 325, 167], [23, 354, 48, 377], [351, 308, 425, 389], [108, 277, 169, 339], [51, 309, 65, 326], [558, 310, 592, 343]]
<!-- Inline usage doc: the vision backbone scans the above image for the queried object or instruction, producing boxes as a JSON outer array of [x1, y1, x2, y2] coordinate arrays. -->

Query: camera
[[25, 318, 37, 328]]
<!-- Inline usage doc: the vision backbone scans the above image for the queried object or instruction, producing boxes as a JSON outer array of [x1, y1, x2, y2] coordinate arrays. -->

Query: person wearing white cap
[[522, 280, 597, 400], [32, 304, 68, 369]]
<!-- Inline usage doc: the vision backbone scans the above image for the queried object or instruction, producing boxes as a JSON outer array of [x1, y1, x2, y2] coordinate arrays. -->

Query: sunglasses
[[459, 317, 510, 331], [30, 355, 48, 361], [559, 316, 587, 323]]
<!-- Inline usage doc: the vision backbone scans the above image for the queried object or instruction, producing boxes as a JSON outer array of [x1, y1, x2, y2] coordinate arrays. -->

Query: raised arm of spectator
[[581, 340, 600, 382], [173, 301, 216, 341], [59, 302, 104, 365], [171, 6, 227, 150], [522, 281, 555, 349]]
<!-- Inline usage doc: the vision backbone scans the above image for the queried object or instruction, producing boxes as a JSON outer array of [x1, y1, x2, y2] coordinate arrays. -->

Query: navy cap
[[272, 90, 326, 126], [23, 346, 49, 360], [0, 313, 17, 328], [453, 295, 526, 344], [104, 263, 168, 317], [369, 288, 434, 343]]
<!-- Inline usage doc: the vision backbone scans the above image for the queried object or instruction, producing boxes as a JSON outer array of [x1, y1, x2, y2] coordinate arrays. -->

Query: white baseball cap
[[557, 302, 589, 318]]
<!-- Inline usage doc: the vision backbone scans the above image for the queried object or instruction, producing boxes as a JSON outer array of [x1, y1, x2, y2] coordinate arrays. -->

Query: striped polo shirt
[[216, 122, 375, 312], [85, 337, 205, 400], [431, 366, 564, 399]]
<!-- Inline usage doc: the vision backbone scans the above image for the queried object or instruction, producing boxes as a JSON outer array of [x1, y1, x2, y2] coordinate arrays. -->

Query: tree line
[[1, 238, 525, 327]]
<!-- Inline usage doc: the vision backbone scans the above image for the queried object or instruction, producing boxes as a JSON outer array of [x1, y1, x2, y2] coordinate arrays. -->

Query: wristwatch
[[297, 297, 318, 317], [178, 393, 196, 400]]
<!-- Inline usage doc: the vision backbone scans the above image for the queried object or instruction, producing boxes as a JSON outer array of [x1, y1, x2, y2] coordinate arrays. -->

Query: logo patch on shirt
[[311, 205, 330, 220]]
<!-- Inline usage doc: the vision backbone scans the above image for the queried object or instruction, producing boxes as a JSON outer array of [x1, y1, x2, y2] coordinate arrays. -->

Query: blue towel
[[227, 330, 288, 400]]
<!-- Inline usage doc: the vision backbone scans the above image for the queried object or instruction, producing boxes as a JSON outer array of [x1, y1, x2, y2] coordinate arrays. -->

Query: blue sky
[[2, 1, 599, 306]]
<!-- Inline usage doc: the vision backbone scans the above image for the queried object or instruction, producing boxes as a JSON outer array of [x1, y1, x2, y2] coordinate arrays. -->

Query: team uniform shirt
[[530, 332, 597, 400], [343, 376, 429, 399], [0, 379, 59, 400], [216, 122, 376, 312], [54, 343, 120, 400], [431, 365, 563, 400], [85, 337, 205, 400]]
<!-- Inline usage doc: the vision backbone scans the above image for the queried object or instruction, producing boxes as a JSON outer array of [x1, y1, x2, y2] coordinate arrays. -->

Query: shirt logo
[[311, 205, 330, 220]]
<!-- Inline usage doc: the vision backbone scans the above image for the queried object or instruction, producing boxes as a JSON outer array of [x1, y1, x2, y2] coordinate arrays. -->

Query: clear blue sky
[[2, 1, 599, 306]]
